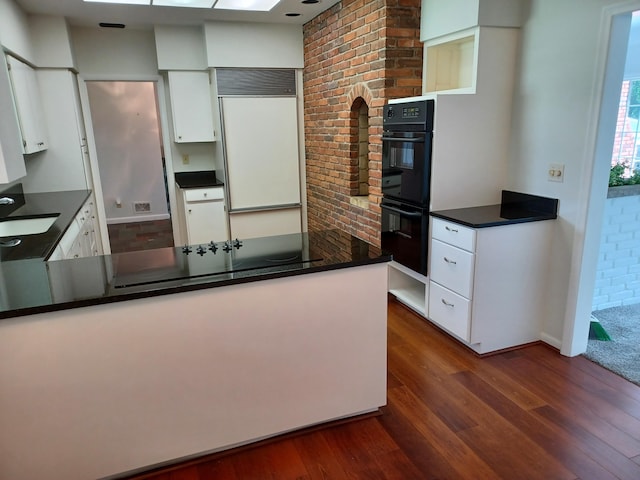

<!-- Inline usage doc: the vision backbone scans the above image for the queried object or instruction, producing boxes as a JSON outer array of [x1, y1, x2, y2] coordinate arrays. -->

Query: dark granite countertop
[[430, 190, 558, 228], [175, 171, 224, 189], [0, 184, 90, 261], [0, 230, 389, 320]]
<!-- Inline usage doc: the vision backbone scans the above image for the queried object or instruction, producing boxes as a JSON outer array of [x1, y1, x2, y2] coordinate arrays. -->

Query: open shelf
[[424, 30, 477, 94], [388, 262, 428, 316]]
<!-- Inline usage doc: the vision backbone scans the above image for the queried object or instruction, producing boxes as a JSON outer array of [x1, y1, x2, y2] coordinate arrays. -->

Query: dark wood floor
[[126, 299, 640, 480]]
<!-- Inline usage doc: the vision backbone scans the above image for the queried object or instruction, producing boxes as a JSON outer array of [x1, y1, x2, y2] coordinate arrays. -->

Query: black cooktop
[[112, 234, 322, 290]]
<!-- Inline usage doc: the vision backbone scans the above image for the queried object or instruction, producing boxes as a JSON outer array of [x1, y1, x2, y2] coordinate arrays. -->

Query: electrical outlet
[[548, 163, 564, 182], [182, 154, 189, 165]]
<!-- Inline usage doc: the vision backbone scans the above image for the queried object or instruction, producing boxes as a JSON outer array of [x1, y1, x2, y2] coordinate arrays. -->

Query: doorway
[[584, 10, 640, 385], [85, 80, 174, 253]]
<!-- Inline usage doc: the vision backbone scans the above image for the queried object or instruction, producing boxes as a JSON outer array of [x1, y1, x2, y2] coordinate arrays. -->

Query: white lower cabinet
[[180, 187, 228, 245], [428, 217, 553, 354], [47, 196, 99, 261], [391, 216, 553, 354]]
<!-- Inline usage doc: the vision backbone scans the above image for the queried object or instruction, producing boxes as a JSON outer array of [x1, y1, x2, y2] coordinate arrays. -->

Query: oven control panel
[[383, 100, 434, 132]]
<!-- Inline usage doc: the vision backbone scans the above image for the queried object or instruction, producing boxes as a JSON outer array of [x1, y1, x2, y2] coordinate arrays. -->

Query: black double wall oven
[[381, 99, 434, 275]]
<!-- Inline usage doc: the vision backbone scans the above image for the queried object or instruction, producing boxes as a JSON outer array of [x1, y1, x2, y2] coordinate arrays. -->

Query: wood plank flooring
[[124, 298, 640, 480]]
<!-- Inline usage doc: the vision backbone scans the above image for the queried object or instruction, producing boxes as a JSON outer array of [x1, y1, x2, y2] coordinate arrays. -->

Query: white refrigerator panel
[[221, 96, 301, 211]]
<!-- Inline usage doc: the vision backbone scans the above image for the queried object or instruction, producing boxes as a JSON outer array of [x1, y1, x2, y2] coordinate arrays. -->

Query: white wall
[[0, 0, 34, 62], [71, 26, 159, 77], [506, 0, 639, 352], [204, 21, 304, 68], [592, 191, 640, 310]]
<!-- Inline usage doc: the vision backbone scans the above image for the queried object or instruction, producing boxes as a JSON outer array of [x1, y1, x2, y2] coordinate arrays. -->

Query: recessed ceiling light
[[153, 0, 215, 7], [83, 0, 150, 5], [214, 0, 281, 12]]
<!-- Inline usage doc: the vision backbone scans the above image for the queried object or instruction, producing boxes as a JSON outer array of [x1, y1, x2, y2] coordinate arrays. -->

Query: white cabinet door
[[6, 55, 48, 154], [26, 70, 91, 192], [430, 239, 475, 299], [0, 55, 25, 183], [221, 96, 301, 211], [428, 281, 472, 342], [168, 71, 216, 143], [186, 200, 228, 245], [183, 187, 229, 245]]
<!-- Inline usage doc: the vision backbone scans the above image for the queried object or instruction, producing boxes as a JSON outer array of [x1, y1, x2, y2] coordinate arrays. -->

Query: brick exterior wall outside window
[[303, 0, 423, 247]]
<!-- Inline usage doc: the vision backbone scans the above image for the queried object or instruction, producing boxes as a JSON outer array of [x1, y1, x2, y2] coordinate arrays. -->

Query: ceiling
[[14, 0, 341, 28]]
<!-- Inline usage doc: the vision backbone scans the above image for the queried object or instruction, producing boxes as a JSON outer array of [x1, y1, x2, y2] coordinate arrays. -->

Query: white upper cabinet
[[23, 70, 92, 192], [168, 71, 216, 143], [420, 0, 523, 95], [6, 55, 48, 154], [0, 55, 25, 183], [420, 0, 523, 41]]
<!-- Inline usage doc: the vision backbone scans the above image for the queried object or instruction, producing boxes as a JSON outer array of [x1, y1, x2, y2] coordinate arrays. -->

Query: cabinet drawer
[[184, 187, 224, 203], [431, 217, 475, 252], [428, 281, 471, 342], [430, 239, 475, 298]]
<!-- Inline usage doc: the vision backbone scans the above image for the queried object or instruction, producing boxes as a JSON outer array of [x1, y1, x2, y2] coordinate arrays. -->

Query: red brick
[[303, 0, 422, 247]]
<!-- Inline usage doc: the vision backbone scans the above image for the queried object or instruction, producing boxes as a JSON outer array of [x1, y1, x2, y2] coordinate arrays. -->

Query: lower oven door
[[381, 200, 429, 275]]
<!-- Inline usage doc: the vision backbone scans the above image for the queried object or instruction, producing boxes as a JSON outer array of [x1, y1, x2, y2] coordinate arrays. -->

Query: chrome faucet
[[0, 197, 15, 205]]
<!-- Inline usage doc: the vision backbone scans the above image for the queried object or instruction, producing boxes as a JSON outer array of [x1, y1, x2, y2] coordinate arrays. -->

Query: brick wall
[[592, 187, 640, 310], [611, 80, 637, 168], [303, 0, 423, 246]]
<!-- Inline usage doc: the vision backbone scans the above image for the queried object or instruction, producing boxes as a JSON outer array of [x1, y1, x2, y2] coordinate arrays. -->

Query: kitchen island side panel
[[0, 263, 388, 480]]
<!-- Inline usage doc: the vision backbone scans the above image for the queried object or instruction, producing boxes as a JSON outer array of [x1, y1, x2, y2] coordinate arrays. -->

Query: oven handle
[[382, 204, 424, 218], [381, 136, 424, 143]]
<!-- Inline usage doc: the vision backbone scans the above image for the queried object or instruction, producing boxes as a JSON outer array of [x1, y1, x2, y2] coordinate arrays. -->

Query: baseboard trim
[[107, 214, 170, 225], [540, 332, 562, 350]]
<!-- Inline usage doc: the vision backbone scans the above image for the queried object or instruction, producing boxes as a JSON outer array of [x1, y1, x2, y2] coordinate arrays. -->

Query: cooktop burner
[[182, 238, 243, 256]]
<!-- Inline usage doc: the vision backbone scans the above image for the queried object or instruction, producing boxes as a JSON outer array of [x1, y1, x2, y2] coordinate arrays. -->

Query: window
[[612, 78, 640, 174]]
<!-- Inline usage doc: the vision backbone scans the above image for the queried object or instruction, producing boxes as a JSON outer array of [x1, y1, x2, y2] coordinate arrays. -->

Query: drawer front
[[184, 187, 224, 203], [428, 281, 471, 342], [431, 217, 476, 252], [430, 239, 475, 299]]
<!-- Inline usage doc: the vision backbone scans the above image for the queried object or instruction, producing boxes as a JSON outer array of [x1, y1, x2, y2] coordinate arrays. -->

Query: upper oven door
[[382, 131, 432, 206]]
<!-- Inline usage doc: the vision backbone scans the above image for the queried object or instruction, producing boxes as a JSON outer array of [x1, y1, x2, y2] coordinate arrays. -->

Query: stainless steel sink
[[0, 214, 59, 237]]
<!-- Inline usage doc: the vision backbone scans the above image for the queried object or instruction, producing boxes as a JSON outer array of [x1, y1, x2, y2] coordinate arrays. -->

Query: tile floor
[[107, 219, 174, 254]]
